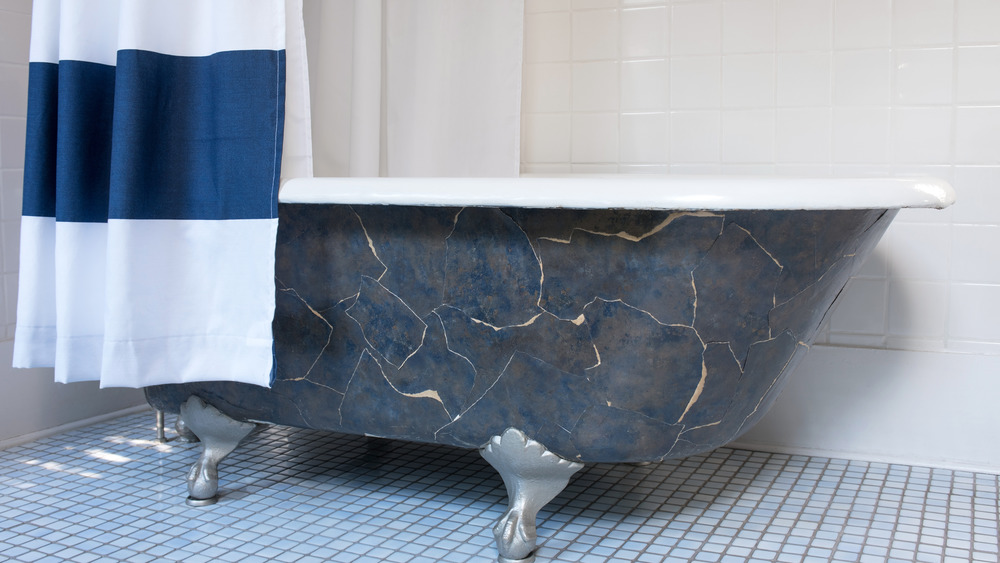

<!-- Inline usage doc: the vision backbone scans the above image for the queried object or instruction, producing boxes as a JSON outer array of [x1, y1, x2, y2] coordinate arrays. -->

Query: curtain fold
[[14, 0, 304, 388], [304, 0, 524, 178]]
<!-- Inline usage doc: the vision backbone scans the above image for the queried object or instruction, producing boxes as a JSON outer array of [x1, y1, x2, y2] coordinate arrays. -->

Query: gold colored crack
[[469, 312, 544, 332], [430, 309, 479, 377], [539, 211, 723, 244], [351, 207, 388, 282], [277, 288, 334, 381], [368, 351, 450, 418], [677, 360, 708, 424], [734, 224, 783, 270]]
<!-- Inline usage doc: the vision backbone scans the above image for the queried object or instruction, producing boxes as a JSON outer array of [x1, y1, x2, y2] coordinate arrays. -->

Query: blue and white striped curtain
[[13, 0, 310, 387]]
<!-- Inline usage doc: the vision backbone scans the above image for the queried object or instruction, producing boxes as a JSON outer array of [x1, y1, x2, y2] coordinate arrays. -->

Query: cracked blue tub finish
[[146, 204, 894, 463]]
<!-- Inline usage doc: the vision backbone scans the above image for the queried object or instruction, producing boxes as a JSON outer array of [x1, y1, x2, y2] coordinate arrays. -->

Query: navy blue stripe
[[22, 61, 114, 220], [23, 60, 117, 222], [22, 50, 285, 222], [57, 61, 116, 222], [109, 49, 284, 220], [22, 62, 59, 218]]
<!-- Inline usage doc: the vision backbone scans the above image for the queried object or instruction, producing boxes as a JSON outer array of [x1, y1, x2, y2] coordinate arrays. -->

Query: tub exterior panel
[[146, 204, 893, 463]]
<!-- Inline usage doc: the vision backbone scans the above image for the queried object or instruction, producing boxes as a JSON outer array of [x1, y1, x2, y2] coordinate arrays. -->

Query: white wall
[[0, 0, 145, 448], [521, 0, 1000, 470]]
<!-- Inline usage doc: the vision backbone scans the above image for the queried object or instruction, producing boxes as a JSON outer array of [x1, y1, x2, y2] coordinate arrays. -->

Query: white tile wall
[[521, 0, 1000, 356], [0, 2, 29, 342]]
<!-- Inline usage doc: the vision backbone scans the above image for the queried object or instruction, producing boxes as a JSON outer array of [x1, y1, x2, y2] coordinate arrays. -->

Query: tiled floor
[[0, 412, 997, 563]]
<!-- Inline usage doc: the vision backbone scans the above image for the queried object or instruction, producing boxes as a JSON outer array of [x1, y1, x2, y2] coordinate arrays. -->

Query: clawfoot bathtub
[[145, 175, 954, 562]]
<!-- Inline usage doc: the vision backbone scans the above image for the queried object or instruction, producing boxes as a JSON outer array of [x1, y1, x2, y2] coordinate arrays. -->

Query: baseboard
[[728, 438, 1000, 475], [731, 345, 1000, 475], [0, 404, 153, 452]]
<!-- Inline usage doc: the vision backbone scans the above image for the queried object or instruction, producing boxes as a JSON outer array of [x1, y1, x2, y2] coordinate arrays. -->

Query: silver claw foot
[[480, 428, 584, 563], [179, 396, 255, 506]]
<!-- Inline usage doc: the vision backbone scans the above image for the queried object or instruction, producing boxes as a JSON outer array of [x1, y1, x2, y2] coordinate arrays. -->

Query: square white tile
[[722, 53, 775, 108], [776, 52, 832, 107], [670, 110, 722, 163], [621, 59, 669, 112], [722, 0, 776, 54], [571, 112, 619, 162], [892, 0, 955, 47], [671, 1, 723, 56], [621, 6, 669, 59], [776, 0, 833, 51], [894, 48, 954, 105], [834, 0, 892, 49], [670, 56, 722, 109], [572, 9, 619, 61]]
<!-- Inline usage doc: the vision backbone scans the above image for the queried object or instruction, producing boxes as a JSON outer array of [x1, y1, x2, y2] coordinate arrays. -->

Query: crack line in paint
[[538, 211, 723, 244], [445, 353, 519, 426], [367, 352, 450, 418], [498, 209, 546, 310], [430, 310, 479, 378], [278, 287, 334, 381], [733, 223, 784, 270], [468, 312, 544, 332], [345, 277, 429, 370], [677, 360, 708, 424], [351, 206, 388, 282], [735, 340, 805, 435]]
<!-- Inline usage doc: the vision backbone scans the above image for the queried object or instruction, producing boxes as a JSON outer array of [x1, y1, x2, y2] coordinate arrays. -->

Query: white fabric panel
[[280, 0, 314, 184], [53, 222, 108, 383], [27, 0, 61, 64], [32, 0, 289, 65], [384, 0, 523, 177], [12, 216, 57, 368], [116, 0, 285, 57], [58, 0, 121, 66], [349, 0, 384, 177], [99, 219, 278, 388], [302, 0, 362, 177], [303, 0, 524, 178]]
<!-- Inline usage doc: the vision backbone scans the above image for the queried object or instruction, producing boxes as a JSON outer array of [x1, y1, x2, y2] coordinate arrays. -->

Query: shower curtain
[[14, 0, 311, 387], [304, 0, 524, 177], [14, 0, 522, 388]]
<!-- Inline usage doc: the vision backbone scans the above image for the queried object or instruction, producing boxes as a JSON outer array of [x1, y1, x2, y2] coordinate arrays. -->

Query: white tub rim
[[279, 175, 955, 211]]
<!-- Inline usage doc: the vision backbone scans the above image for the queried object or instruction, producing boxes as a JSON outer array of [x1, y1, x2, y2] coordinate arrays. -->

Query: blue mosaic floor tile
[[0, 412, 998, 562]]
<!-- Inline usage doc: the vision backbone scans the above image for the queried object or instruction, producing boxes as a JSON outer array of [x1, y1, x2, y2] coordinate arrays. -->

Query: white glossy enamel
[[279, 175, 955, 210]]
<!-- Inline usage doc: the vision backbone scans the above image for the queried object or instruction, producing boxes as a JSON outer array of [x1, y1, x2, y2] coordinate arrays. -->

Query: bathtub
[[145, 175, 954, 563]]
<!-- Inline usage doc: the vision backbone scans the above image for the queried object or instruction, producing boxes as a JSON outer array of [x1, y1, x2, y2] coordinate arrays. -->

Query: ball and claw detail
[[179, 396, 255, 507], [480, 428, 584, 563]]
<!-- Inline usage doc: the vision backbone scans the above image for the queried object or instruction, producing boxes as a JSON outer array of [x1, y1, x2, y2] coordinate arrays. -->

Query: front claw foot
[[494, 511, 535, 563], [179, 396, 255, 506], [481, 428, 584, 563]]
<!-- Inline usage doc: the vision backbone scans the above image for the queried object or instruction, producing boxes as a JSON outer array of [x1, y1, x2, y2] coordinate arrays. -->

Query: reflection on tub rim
[[278, 174, 956, 211]]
